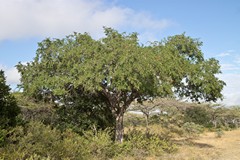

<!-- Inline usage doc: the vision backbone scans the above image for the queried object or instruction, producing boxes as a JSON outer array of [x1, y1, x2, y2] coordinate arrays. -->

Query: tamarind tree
[[17, 28, 225, 142]]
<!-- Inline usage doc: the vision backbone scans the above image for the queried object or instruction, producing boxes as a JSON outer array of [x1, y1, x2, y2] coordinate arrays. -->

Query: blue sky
[[0, 0, 239, 106]]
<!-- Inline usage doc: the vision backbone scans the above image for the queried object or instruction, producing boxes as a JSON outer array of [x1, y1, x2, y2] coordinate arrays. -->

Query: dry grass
[[122, 128, 240, 159], [160, 129, 240, 160]]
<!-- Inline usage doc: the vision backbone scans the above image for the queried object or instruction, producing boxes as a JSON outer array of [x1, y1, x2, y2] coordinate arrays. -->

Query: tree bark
[[115, 113, 124, 143], [102, 88, 138, 142]]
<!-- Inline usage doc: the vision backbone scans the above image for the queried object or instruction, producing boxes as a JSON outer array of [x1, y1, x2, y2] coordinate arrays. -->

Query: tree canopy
[[17, 28, 225, 142]]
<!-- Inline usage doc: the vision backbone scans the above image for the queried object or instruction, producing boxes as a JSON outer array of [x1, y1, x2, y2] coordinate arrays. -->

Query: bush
[[184, 106, 211, 127], [0, 129, 7, 147], [182, 122, 204, 139], [0, 122, 115, 160], [0, 122, 62, 159], [0, 122, 177, 159], [2, 123, 66, 159], [215, 128, 224, 138], [124, 128, 177, 158]]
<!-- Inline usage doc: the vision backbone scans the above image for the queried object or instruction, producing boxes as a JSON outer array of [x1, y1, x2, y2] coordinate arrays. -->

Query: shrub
[[2, 123, 66, 159], [0, 129, 7, 147], [215, 128, 224, 138], [184, 106, 211, 127], [0, 121, 177, 159], [0, 122, 62, 159], [124, 128, 177, 158], [182, 122, 204, 139], [0, 122, 115, 160]]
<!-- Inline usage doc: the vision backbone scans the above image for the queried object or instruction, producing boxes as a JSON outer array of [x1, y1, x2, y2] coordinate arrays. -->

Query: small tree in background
[[130, 99, 161, 135]]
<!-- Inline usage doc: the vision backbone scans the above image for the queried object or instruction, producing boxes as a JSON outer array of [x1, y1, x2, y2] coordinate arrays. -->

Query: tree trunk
[[115, 113, 124, 143]]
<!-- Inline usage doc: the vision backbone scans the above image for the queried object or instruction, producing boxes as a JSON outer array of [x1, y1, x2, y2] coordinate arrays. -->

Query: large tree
[[17, 28, 225, 142]]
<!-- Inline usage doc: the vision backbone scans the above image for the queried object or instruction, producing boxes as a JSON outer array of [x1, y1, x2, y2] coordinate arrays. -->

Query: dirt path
[[161, 129, 240, 160]]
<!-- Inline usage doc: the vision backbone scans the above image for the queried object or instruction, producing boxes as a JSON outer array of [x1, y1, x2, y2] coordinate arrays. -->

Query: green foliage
[[160, 34, 225, 102], [124, 128, 177, 157], [158, 107, 184, 128], [16, 29, 225, 103], [14, 91, 114, 134], [54, 90, 115, 134], [3, 122, 62, 159], [18, 105, 55, 128], [182, 122, 204, 138], [0, 121, 177, 159], [0, 129, 7, 147], [16, 28, 225, 142], [184, 106, 211, 127], [1, 122, 98, 159], [217, 106, 240, 129], [13, 92, 48, 109], [0, 70, 20, 129], [182, 104, 240, 130]]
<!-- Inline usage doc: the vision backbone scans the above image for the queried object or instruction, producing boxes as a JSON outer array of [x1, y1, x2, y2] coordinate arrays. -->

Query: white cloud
[[218, 74, 240, 106], [216, 50, 236, 57], [212, 50, 240, 106], [221, 63, 240, 71], [221, 93, 240, 107], [126, 11, 173, 30], [217, 52, 231, 57], [0, 0, 173, 41], [0, 64, 20, 85], [217, 49, 240, 73]]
